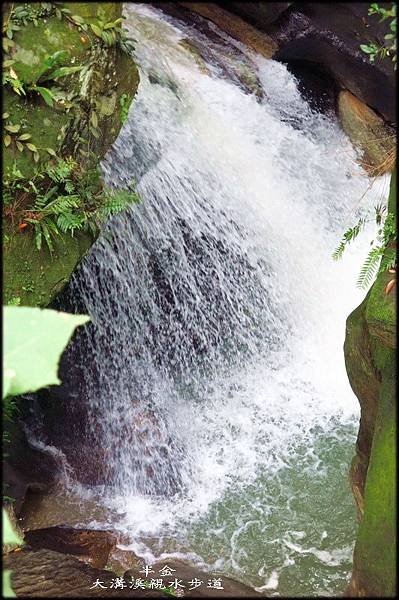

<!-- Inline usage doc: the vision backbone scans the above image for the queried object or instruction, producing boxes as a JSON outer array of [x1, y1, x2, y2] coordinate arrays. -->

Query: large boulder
[[338, 90, 395, 174], [344, 172, 396, 596], [3, 3, 139, 307], [217, 2, 290, 29], [177, 2, 396, 128], [266, 3, 396, 125]]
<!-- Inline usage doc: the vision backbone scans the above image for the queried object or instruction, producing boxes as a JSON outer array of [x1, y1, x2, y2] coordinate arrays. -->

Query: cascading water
[[27, 4, 390, 596]]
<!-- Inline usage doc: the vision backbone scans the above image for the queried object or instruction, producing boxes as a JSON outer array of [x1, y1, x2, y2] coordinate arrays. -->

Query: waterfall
[[31, 4, 390, 595]]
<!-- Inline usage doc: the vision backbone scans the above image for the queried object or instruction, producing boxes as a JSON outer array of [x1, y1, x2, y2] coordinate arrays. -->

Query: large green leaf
[[3, 571, 15, 598], [2, 511, 22, 598], [3, 307, 89, 399], [2, 510, 22, 545]]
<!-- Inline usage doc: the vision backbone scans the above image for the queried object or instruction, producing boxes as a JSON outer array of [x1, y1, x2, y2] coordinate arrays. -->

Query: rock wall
[[3, 2, 139, 307], [217, 2, 396, 125], [180, 2, 395, 172], [344, 171, 396, 597]]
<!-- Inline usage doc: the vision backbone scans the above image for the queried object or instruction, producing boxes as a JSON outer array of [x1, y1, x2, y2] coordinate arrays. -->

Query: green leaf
[[45, 65, 83, 80], [3, 510, 23, 545], [90, 23, 102, 37], [4, 135, 11, 147], [34, 225, 42, 250], [16, 141, 24, 152], [72, 14, 85, 24], [35, 86, 54, 107], [26, 143, 38, 152], [90, 126, 100, 139], [90, 111, 98, 128], [46, 147, 57, 156], [3, 307, 89, 399], [35, 50, 69, 82], [17, 133, 31, 141], [3, 570, 15, 598], [360, 44, 374, 53], [5, 124, 20, 133]]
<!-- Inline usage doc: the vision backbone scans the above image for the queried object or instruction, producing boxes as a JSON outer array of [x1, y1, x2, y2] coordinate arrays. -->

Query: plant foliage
[[2, 305, 89, 597], [3, 306, 89, 399], [360, 3, 396, 68], [333, 203, 397, 289]]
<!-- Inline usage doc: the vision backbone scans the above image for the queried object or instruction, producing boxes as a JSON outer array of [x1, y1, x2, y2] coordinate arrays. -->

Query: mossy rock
[[348, 349, 396, 597], [3, 221, 94, 307], [366, 270, 395, 349], [345, 171, 396, 596], [3, 3, 140, 307]]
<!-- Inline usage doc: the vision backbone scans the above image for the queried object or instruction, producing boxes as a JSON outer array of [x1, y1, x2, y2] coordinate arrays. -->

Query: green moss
[[63, 3, 120, 22], [12, 18, 88, 85], [345, 167, 397, 597], [352, 350, 396, 596], [366, 270, 396, 347], [3, 222, 93, 307], [3, 88, 71, 180]]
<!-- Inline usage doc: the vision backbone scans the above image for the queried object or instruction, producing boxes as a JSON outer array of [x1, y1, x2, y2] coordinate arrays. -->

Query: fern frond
[[332, 217, 367, 260], [380, 247, 397, 273], [40, 221, 54, 253], [357, 247, 384, 289], [332, 241, 346, 261], [44, 195, 81, 215], [65, 180, 75, 193], [374, 203, 387, 225], [46, 158, 76, 183], [57, 211, 85, 234], [99, 188, 140, 219]]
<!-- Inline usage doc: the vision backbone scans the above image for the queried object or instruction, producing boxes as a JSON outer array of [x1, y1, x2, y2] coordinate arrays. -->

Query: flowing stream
[[28, 4, 390, 596]]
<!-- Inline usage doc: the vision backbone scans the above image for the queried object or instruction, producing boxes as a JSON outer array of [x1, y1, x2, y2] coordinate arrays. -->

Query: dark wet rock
[[217, 2, 290, 29], [3, 417, 59, 517], [174, 2, 396, 124], [24, 527, 118, 569], [4, 527, 265, 598], [126, 558, 265, 597], [268, 3, 395, 124], [286, 60, 338, 115], [154, 2, 268, 99], [148, 68, 180, 96], [4, 547, 265, 598], [3, 548, 167, 598], [158, 2, 276, 58]]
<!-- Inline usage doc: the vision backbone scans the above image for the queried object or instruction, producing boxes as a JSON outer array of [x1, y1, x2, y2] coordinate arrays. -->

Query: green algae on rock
[[345, 171, 396, 597]]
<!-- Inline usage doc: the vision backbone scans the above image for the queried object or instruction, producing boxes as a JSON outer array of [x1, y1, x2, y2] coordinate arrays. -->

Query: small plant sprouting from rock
[[4, 158, 141, 253], [360, 3, 396, 68], [119, 93, 132, 125], [4, 50, 84, 107], [332, 203, 396, 289]]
